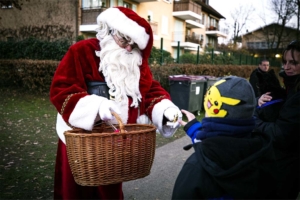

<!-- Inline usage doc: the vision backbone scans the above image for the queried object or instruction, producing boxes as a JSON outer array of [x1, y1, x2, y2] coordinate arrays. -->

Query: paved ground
[[122, 135, 193, 200], [47, 134, 300, 200], [123, 135, 300, 200]]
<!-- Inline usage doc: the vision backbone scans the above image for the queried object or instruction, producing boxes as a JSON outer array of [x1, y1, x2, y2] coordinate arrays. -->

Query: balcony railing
[[207, 26, 218, 31], [186, 34, 203, 45], [173, 31, 203, 46], [206, 25, 228, 38], [173, 0, 202, 16], [81, 7, 107, 25]]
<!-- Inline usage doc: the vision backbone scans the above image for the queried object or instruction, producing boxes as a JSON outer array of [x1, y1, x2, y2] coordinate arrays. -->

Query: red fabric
[[50, 38, 171, 199], [50, 39, 104, 122], [50, 38, 170, 122], [114, 6, 153, 59], [50, 9, 171, 196], [54, 139, 123, 199]]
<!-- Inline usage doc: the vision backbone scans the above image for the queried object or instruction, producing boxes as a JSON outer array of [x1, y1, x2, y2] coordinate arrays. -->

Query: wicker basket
[[64, 111, 157, 186]]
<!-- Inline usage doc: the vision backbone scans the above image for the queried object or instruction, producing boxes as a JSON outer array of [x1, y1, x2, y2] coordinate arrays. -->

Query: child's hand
[[179, 109, 196, 126]]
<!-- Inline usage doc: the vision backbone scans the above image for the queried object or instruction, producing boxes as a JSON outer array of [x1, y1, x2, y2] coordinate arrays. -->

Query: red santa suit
[[50, 7, 181, 199]]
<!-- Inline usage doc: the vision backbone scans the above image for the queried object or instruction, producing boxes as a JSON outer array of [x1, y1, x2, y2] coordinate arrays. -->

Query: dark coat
[[254, 73, 300, 199], [172, 122, 278, 199], [255, 69, 286, 122], [249, 68, 266, 97]]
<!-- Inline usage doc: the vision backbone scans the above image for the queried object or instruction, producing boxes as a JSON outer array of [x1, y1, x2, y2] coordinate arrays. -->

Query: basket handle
[[111, 111, 125, 133]]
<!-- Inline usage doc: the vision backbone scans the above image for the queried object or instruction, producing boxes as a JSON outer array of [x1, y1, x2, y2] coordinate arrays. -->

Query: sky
[[209, 0, 298, 43]]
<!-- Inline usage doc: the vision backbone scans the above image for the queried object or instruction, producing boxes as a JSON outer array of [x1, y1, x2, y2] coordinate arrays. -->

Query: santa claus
[[50, 7, 182, 199]]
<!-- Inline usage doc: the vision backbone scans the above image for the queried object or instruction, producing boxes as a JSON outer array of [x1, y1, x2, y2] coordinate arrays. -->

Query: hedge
[[0, 59, 281, 94]]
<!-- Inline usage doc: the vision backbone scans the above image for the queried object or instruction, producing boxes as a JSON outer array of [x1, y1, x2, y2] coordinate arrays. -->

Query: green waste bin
[[169, 75, 206, 113]]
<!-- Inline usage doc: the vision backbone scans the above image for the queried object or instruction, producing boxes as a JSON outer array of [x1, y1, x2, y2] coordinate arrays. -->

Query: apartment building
[[0, 0, 227, 59], [80, 0, 227, 58]]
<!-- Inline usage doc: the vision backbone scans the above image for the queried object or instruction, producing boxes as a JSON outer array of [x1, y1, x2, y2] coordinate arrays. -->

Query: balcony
[[173, 0, 202, 25], [206, 26, 228, 38], [81, 7, 107, 25], [80, 7, 107, 32], [171, 31, 203, 51], [186, 19, 205, 29]]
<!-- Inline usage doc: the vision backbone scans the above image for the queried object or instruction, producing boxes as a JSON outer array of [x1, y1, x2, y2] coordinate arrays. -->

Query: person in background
[[50, 7, 182, 199], [255, 40, 300, 199], [172, 76, 278, 199], [249, 59, 270, 97]]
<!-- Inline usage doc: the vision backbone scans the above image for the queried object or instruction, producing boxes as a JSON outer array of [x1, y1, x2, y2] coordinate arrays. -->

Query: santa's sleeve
[[50, 40, 106, 132], [145, 79, 180, 137]]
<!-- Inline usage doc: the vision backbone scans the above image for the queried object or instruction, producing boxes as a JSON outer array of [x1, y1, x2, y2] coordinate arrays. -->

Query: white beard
[[95, 35, 143, 108]]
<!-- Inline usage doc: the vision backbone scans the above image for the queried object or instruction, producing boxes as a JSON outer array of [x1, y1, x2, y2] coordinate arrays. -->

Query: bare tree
[[264, 0, 298, 51], [230, 4, 256, 48]]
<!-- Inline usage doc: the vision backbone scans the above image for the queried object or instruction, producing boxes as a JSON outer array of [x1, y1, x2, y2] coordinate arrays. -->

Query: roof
[[195, 0, 225, 19], [241, 23, 298, 36]]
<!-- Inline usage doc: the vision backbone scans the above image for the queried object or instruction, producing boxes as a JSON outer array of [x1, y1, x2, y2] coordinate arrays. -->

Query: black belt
[[86, 81, 109, 99]]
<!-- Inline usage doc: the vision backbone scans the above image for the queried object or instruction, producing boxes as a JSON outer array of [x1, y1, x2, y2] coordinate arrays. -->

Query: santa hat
[[97, 7, 153, 52]]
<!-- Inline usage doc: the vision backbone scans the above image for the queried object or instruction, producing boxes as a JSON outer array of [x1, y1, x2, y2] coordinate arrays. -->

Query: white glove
[[164, 107, 182, 129], [99, 99, 121, 121]]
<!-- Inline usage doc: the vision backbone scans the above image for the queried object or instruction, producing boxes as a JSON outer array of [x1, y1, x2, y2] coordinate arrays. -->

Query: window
[[202, 13, 205, 25], [1, 1, 13, 9], [247, 42, 254, 49], [82, 0, 102, 8], [162, 16, 168, 35], [123, 2, 131, 8], [122, 1, 135, 9], [261, 42, 267, 49]]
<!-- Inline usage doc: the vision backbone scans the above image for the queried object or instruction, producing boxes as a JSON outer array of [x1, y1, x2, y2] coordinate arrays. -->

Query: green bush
[[179, 53, 197, 64], [149, 46, 174, 65], [0, 37, 72, 60], [0, 59, 58, 93], [1, 59, 271, 95], [178, 51, 235, 65], [1, 38, 176, 65], [76, 35, 85, 42]]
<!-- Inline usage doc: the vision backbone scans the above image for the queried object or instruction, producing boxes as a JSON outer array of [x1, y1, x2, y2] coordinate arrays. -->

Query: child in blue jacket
[[172, 76, 278, 199]]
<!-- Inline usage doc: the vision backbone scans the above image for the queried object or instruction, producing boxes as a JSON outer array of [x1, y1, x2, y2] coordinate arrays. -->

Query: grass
[[0, 88, 203, 199], [0, 89, 57, 199]]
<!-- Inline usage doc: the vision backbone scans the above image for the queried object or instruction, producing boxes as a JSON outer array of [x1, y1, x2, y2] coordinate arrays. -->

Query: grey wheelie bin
[[169, 75, 206, 114], [204, 76, 219, 91], [201, 76, 220, 110]]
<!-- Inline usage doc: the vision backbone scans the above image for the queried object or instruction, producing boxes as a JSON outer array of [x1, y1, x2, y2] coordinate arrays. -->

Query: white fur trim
[[107, 98, 129, 125], [56, 95, 130, 143], [152, 99, 179, 138], [136, 114, 152, 125], [69, 95, 104, 131], [97, 7, 149, 50], [56, 113, 72, 144]]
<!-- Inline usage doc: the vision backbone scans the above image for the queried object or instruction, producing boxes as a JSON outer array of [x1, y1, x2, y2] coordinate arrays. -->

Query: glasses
[[108, 29, 130, 48], [112, 34, 130, 48]]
